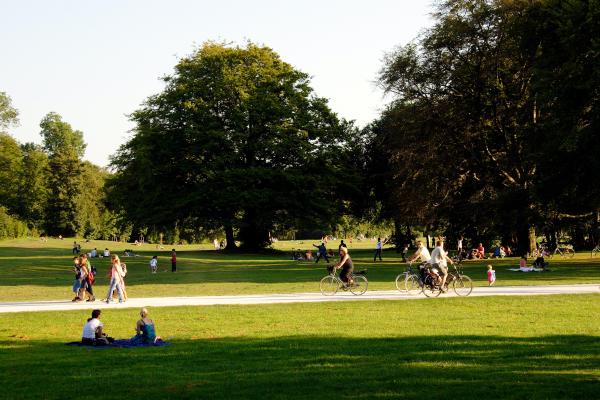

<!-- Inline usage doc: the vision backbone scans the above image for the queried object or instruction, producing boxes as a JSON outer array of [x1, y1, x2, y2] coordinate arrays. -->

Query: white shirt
[[150, 259, 157, 268], [430, 246, 448, 268], [375, 241, 382, 250], [82, 318, 102, 339], [457, 239, 463, 249], [103, 250, 110, 257], [415, 246, 431, 263]]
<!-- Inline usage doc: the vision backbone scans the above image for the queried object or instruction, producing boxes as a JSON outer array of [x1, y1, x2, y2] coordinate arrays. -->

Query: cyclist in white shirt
[[430, 239, 454, 292], [409, 241, 431, 264]]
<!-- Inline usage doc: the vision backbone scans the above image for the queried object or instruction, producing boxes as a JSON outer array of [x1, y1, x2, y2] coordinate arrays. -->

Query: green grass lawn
[[0, 237, 599, 301], [1, 294, 599, 399]]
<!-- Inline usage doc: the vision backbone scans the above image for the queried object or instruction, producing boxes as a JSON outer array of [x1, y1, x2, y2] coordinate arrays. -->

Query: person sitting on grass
[[81, 309, 113, 346], [335, 246, 354, 287], [130, 307, 161, 345]]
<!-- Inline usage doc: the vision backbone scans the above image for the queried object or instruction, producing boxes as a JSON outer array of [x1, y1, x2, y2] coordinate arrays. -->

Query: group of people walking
[[72, 253, 128, 303]]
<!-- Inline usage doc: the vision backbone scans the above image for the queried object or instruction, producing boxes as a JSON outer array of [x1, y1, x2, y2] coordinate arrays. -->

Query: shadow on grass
[[1, 334, 599, 399]]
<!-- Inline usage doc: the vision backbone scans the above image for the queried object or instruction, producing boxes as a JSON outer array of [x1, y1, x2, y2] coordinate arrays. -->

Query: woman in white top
[[106, 255, 125, 303]]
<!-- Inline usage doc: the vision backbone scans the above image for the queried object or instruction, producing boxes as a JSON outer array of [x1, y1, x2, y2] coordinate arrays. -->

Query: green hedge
[[0, 207, 29, 240]]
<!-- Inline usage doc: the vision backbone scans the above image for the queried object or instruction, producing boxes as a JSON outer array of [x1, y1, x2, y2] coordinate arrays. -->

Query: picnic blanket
[[507, 268, 545, 272], [66, 339, 170, 348]]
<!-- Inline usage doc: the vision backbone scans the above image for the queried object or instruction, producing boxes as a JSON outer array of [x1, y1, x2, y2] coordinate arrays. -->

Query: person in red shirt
[[171, 249, 177, 272], [476, 243, 485, 259]]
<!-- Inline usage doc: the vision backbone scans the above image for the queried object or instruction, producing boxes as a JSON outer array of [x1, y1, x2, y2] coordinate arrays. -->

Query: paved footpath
[[0, 284, 598, 313]]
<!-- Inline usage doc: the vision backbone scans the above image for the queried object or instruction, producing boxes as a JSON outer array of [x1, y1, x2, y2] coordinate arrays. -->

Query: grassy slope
[[1, 295, 599, 399], [0, 237, 599, 301]]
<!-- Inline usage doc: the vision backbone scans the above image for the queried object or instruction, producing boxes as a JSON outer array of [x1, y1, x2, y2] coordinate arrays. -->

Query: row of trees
[[367, 0, 600, 252], [0, 94, 118, 238], [2, 0, 598, 250]]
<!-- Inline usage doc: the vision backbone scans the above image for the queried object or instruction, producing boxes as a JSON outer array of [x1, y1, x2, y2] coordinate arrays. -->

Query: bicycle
[[319, 265, 368, 296], [420, 262, 473, 297], [549, 244, 575, 258], [395, 261, 423, 295], [591, 244, 600, 258]]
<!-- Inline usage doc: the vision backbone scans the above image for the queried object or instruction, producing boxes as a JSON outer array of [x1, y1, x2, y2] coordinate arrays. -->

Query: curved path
[[0, 284, 598, 313]]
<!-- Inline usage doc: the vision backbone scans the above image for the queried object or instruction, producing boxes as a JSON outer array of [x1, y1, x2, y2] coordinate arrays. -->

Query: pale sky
[[1, 0, 434, 167]]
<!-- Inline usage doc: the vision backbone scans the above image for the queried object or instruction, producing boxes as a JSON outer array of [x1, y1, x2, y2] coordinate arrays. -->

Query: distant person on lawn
[[150, 255, 158, 273], [171, 249, 177, 272], [313, 242, 329, 263], [374, 237, 383, 262]]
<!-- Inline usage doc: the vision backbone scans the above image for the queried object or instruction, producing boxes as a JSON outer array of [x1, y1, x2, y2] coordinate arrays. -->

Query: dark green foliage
[[109, 42, 361, 249], [371, 0, 600, 250]]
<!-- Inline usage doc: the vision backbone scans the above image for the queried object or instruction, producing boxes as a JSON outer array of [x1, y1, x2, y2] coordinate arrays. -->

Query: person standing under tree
[[374, 238, 383, 262], [171, 249, 177, 272]]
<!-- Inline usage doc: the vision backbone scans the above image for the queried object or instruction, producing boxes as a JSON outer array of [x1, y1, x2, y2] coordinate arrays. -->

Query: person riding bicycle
[[409, 241, 431, 264], [430, 239, 454, 292], [335, 246, 354, 286], [408, 241, 431, 283]]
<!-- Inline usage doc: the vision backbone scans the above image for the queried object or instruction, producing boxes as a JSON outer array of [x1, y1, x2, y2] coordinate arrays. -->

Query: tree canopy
[[369, 0, 600, 252], [108, 42, 361, 249]]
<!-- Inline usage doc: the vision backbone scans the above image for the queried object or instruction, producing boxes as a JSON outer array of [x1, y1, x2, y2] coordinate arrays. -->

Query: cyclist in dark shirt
[[336, 246, 354, 286]]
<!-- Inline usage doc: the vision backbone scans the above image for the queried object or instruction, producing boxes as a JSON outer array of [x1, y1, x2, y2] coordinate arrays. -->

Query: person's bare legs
[[440, 267, 448, 292]]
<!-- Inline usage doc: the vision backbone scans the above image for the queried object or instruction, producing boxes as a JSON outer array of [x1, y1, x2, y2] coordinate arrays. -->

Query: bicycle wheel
[[404, 274, 422, 295], [395, 273, 407, 292], [453, 275, 473, 296], [349, 275, 368, 295], [320, 275, 339, 296], [564, 248, 575, 258], [422, 279, 441, 298]]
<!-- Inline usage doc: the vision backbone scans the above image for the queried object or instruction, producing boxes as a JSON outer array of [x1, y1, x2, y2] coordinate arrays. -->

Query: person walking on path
[[313, 242, 329, 263], [106, 255, 125, 303], [80, 254, 95, 302], [171, 249, 177, 272], [374, 238, 383, 262]]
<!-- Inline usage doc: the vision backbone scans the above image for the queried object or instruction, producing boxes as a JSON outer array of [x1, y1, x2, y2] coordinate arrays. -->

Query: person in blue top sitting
[[130, 307, 159, 344]]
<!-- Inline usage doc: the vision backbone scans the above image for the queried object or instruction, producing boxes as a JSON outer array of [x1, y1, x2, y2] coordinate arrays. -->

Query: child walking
[[149, 256, 158, 273], [487, 264, 496, 286]]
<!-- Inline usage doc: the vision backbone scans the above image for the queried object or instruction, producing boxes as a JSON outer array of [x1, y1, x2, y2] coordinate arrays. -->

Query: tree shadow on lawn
[[1, 334, 599, 399]]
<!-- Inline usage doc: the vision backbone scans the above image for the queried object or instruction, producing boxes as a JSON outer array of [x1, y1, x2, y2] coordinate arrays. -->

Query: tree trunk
[[224, 224, 236, 251], [238, 210, 270, 250], [516, 225, 536, 257], [528, 227, 537, 255]]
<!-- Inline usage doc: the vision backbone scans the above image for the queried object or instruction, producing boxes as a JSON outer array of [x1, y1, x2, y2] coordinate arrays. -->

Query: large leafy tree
[[40, 112, 86, 236], [0, 93, 22, 214], [373, 0, 600, 252], [16, 143, 49, 228], [0, 133, 23, 214], [109, 42, 359, 249]]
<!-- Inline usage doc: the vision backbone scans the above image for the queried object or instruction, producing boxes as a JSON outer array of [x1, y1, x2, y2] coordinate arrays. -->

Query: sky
[[1, 0, 435, 167]]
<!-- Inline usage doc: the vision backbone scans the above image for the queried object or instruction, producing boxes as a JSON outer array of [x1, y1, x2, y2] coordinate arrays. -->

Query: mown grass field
[[1, 295, 599, 399], [1, 237, 600, 301]]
